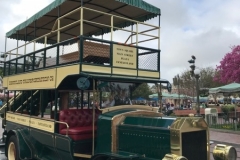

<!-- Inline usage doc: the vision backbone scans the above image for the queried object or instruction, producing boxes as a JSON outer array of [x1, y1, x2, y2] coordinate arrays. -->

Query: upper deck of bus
[[2, 0, 168, 90]]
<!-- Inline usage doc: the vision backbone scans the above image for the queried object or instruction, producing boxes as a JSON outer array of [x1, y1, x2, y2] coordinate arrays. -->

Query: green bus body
[[95, 110, 174, 159], [5, 108, 176, 160]]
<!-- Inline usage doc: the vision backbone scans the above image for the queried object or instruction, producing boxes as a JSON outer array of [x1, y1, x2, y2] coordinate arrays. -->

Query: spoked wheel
[[7, 136, 19, 160]]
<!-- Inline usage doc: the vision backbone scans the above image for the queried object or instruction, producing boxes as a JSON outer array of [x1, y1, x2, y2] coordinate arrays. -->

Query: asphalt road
[[0, 143, 238, 160], [0, 145, 6, 160], [0, 138, 239, 159]]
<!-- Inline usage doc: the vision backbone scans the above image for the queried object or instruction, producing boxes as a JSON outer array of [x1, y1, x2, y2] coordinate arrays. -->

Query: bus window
[[99, 82, 136, 108]]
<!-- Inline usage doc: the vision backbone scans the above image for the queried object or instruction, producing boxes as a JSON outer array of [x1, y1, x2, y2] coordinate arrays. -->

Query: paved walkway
[[209, 129, 240, 160], [210, 129, 240, 145]]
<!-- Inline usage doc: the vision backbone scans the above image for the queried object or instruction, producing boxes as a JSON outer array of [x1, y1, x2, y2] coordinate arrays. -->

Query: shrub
[[221, 105, 235, 114]]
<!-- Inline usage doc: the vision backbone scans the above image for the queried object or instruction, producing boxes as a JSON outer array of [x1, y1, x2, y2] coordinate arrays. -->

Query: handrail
[[16, 90, 39, 112], [130, 37, 158, 45], [0, 92, 22, 112], [5, 6, 159, 61], [5, 32, 52, 55], [125, 28, 159, 44], [55, 121, 69, 136], [0, 105, 7, 113], [82, 7, 158, 28]]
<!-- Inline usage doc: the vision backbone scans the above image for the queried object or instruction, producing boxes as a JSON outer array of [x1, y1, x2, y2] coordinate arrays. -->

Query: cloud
[[0, 1, 21, 52], [144, 0, 240, 82], [0, 0, 54, 52]]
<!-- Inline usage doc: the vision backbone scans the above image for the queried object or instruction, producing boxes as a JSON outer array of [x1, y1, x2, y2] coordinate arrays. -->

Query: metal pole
[[3, 37, 7, 105], [192, 78, 194, 103], [4, 37, 7, 59], [178, 74, 180, 108], [193, 67, 195, 104], [16, 32, 19, 57], [160, 84, 162, 112], [158, 14, 160, 50], [235, 104, 237, 131], [156, 83, 162, 113], [92, 79, 95, 155], [196, 75, 200, 116]]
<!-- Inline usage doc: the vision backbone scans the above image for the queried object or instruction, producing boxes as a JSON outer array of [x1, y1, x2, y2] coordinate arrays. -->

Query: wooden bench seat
[[39, 41, 110, 67]]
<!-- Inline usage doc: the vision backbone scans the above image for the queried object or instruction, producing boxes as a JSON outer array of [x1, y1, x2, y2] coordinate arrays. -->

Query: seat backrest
[[59, 109, 102, 131]]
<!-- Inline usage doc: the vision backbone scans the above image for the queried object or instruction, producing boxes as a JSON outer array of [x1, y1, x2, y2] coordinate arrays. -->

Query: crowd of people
[[149, 101, 209, 116]]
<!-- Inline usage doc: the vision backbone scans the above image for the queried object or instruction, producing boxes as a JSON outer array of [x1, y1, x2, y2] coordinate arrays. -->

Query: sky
[[0, 0, 240, 83]]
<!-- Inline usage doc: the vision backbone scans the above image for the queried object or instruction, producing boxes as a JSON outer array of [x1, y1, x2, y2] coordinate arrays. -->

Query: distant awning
[[209, 83, 240, 94], [149, 93, 190, 99]]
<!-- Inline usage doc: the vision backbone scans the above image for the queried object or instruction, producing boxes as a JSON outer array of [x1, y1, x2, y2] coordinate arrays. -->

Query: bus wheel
[[7, 135, 19, 160], [92, 155, 110, 160]]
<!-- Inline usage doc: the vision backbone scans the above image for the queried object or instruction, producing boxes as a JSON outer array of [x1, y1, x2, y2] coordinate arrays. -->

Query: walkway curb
[[211, 140, 240, 148], [210, 128, 240, 135]]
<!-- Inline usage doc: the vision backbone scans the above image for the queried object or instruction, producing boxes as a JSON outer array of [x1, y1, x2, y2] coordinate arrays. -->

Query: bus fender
[[6, 130, 33, 159]]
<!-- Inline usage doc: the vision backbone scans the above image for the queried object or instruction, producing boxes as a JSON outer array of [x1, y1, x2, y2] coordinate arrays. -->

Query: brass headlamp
[[213, 144, 237, 160], [162, 154, 187, 160]]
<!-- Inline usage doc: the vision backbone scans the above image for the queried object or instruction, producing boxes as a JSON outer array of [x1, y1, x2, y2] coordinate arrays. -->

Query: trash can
[[205, 108, 218, 125]]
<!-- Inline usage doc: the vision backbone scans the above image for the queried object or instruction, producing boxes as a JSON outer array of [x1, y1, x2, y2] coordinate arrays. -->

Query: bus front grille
[[182, 130, 207, 160]]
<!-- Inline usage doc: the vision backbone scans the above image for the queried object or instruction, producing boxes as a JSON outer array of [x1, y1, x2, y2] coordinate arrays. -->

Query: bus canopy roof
[[6, 0, 160, 43]]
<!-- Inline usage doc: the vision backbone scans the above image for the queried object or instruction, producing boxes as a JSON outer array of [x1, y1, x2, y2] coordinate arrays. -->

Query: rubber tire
[[92, 155, 109, 160], [7, 135, 20, 160]]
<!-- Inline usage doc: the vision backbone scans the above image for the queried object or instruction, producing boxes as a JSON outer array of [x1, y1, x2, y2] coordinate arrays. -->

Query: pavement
[[209, 129, 240, 160], [210, 129, 240, 145]]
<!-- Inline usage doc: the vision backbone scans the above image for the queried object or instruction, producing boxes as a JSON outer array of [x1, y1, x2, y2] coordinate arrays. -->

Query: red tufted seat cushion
[[59, 109, 101, 141]]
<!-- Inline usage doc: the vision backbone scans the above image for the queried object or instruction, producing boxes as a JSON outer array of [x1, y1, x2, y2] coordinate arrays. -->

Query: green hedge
[[221, 105, 235, 114]]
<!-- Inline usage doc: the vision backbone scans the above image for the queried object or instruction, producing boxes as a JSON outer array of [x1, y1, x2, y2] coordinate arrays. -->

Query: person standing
[[0, 99, 3, 108], [166, 104, 174, 116]]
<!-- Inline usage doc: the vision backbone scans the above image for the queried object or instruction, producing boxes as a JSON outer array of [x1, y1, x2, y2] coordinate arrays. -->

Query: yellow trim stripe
[[56, 64, 79, 87], [6, 69, 56, 90], [82, 65, 111, 74], [138, 70, 159, 78], [30, 118, 54, 133], [6, 113, 29, 126], [6, 113, 55, 133], [3, 77, 8, 88], [112, 68, 137, 76]]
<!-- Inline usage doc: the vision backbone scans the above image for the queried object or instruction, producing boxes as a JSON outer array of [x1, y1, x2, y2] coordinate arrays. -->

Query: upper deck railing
[[4, 36, 160, 77], [3, 7, 160, 77]]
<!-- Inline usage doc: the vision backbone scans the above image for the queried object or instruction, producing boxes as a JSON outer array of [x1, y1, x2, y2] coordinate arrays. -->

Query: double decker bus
[[0, 0, 237, 160]]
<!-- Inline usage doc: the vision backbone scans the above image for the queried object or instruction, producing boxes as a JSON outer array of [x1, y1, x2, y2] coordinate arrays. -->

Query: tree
[[214, 45, 240, 84], [199, 67, 223, 88], [150, 85, 157, 93], [175, 67, 222, 98], [177, 70, 195, 97], [132, 83, 153, 100], [0, 67, 3, 77]]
